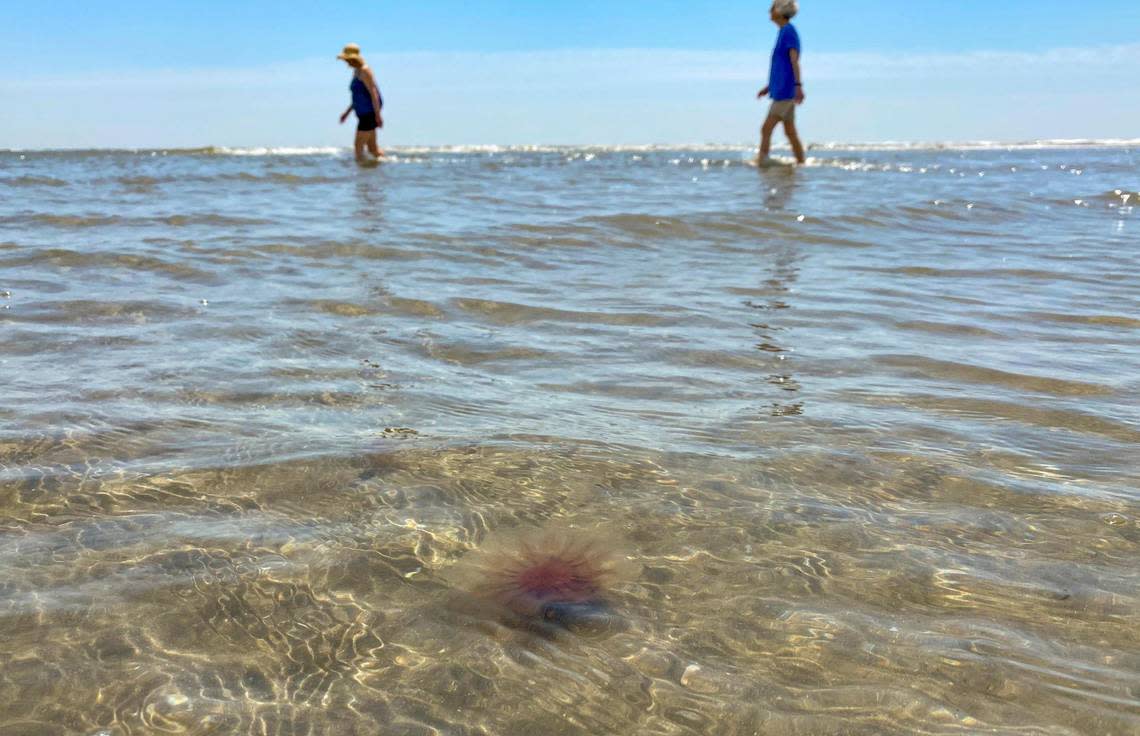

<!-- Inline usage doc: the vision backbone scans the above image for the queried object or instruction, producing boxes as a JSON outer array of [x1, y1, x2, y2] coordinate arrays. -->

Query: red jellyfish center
[[514, 556, 598, 603]]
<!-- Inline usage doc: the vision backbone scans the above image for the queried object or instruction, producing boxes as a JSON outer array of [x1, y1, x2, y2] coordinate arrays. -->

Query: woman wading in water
[[337, 43, 384, 163]]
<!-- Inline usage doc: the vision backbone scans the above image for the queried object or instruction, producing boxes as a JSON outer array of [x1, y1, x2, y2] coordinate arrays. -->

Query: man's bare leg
[[759, 114, 781, 160], [783, 119, 806, 164]]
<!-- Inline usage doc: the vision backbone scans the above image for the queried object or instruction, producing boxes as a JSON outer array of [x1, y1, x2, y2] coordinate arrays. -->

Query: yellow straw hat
[[337, 43, 363, 61]]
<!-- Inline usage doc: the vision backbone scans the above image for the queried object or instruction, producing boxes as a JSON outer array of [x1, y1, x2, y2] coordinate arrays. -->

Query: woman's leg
[[354, 131, 369, 162], [366, 130, 385, 158]]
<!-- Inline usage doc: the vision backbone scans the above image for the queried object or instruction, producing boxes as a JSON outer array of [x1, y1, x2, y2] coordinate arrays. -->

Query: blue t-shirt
[[768, 24, 801, 100]]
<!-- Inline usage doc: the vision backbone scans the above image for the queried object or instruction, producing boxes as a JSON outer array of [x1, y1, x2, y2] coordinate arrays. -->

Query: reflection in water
[[354, 172, 387, 234], [760, 168, 798, 212], [1, 145, 1138, 735], [752, 172, 804, 417]]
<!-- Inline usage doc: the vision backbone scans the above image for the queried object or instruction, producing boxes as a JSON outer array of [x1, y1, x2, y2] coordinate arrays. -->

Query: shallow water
[[1, 144, 1138, 735]]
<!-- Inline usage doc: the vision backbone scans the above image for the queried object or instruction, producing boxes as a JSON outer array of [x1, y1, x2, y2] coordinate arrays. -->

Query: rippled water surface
[[2, 145, 1138, 735]]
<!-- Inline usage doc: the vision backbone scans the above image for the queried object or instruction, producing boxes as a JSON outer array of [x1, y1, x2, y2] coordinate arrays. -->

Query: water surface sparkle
[[1, 145, 1138, 735]]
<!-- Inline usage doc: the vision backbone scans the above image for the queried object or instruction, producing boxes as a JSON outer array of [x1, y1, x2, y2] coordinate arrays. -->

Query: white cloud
[[2, 44, 1138, 147], [10, 43, 1139, 87], [674, 43, 1140, 81]]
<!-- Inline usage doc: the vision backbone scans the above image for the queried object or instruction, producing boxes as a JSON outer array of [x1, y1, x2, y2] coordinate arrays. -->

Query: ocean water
[[1, 143, 1138, 735]]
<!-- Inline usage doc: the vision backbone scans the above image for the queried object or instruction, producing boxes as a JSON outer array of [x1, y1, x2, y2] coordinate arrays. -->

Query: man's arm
[[789, 48, 805, 104]]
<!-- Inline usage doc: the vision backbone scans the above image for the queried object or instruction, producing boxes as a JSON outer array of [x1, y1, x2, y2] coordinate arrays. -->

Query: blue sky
[[3, 1, 1139, 147]]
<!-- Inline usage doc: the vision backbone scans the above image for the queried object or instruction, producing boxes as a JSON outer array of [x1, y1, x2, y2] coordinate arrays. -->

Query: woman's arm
[[361, 67, 383, 122], [339, 103, 354, 124]]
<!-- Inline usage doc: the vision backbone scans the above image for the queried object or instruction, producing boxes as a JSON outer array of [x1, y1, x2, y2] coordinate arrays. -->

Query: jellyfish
[[446, 527, 631, 637]]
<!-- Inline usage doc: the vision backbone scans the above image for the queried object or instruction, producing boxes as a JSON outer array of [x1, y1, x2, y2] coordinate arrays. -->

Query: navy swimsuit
[[351, 74, 383, 132]]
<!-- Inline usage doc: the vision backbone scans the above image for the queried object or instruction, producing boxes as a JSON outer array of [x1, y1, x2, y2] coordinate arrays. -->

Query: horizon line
[[4, 138, 1140, 155]]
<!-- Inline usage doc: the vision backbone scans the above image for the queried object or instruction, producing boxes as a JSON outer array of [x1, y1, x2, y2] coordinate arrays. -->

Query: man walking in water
[[757, 1, 806, 165]]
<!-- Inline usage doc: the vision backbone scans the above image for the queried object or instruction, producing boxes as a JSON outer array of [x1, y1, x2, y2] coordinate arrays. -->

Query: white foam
[[374, 139, 1140, 154], [4, 139, 1137, 157], [344, 139, 1140, 155], [807, 139, 1140, 152], [212, 146, 345, 157]]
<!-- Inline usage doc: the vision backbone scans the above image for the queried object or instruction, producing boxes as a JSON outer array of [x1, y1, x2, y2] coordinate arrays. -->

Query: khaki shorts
[[768, 99, 796, 122]]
